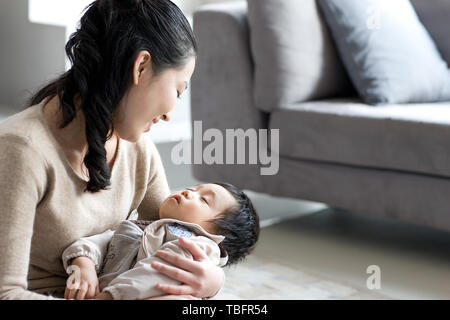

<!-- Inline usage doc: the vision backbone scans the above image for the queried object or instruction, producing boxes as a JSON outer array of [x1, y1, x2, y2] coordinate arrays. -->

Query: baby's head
[[159, 182, 259, 265]]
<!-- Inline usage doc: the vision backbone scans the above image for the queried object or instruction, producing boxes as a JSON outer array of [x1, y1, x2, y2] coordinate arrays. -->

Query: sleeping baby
[[62, 182, 260, 300]]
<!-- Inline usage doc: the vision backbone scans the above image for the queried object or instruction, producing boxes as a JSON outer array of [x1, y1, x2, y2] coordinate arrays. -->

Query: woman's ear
[[132, 50, 152, 85]]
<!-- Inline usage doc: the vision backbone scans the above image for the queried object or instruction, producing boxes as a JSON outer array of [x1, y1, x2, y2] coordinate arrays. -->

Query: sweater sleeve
[[137, 137, 171, 221], [0, 135, 60, 300]]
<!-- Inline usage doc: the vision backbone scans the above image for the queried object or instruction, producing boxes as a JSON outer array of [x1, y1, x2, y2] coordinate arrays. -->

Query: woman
[[0, 0, 224, 299]]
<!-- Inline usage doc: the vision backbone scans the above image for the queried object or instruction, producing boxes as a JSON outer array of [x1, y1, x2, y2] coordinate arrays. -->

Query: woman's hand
[[150, 237, 225, 299], [64, 256, 100, 300]]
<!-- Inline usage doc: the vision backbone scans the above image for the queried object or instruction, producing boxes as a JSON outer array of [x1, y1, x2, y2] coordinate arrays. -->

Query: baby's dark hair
[[209, 182, 260, 266]]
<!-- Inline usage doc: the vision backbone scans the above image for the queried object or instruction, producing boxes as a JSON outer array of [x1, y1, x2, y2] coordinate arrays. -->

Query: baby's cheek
[[159, 200, 173, 218]]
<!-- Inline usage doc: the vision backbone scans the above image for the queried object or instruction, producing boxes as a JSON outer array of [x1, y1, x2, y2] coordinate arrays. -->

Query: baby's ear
[[218, 243, 228, 258]]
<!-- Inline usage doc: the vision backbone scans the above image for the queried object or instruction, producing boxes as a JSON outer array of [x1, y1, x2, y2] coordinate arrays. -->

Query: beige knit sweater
[[0, 100, 171, 299]]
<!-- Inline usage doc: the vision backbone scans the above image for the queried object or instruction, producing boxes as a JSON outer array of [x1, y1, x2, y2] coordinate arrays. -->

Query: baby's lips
[[172, 194, 181, 204]]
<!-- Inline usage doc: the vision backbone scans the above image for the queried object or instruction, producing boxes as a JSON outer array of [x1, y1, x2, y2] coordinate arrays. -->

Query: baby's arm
[[62, 228, 115, 299], [100, 237, 221, 300], [62, 228, 115, 273]]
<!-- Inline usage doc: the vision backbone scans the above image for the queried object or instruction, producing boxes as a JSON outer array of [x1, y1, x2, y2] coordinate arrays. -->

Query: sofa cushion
[[317, 0, 450, 106], [247, 0, 353, 112], [270, 99, 450, 178], [411, 0, 450, 65]]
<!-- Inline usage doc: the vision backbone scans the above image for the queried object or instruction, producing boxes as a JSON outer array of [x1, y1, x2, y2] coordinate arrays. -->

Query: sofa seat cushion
[[270, 98, 450, 178]]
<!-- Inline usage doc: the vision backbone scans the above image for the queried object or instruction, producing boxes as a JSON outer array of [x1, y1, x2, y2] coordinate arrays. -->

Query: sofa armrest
[[191, 1, 268, 132], [190, 2, 268, 190]]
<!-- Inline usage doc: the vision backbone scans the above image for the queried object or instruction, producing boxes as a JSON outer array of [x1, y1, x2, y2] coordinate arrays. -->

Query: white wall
[[159, 0, 243, 142], [0, 0, 231, 141], [28, 0, 94, 70], [0, 0, 66, 109]]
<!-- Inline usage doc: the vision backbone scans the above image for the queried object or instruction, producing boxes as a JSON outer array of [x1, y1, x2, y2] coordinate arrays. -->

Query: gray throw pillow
[[317, 0, 450, 105], [247, 0, 353, 112]]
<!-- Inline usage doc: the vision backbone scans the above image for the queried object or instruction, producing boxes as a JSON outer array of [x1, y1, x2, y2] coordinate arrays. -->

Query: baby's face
[[159, 183, 237, 234]]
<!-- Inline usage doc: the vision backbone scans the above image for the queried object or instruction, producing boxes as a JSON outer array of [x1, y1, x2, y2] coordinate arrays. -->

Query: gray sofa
[[190, 1, 450, 232]]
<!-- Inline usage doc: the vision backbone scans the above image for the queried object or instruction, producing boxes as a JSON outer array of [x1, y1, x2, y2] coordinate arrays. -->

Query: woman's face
[[113, 52, 196, 142]]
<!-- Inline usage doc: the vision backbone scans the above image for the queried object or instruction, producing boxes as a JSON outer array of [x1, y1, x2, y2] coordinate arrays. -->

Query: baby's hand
[[64, 256, 100, 300]]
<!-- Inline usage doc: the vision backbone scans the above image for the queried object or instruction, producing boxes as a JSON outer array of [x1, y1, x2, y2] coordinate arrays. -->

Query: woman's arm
[[0, 136, 60, 300]]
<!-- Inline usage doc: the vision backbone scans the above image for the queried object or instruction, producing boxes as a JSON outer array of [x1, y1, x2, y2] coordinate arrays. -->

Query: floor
[[252, 207, 450, 299], [157, 141, 450, 300]]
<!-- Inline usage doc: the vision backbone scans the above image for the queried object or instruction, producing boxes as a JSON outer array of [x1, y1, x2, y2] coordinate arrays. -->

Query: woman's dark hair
[[209, 182, 260, 266], [28, 0, 197, 192]]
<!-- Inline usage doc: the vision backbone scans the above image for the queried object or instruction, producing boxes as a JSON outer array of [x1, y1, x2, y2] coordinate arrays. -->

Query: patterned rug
[[213, 255, 389, 300]]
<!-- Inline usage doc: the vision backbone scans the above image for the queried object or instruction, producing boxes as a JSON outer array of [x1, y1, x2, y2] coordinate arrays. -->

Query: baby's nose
[[162, 111, 172, 122], [181, 190, 191, 199]]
